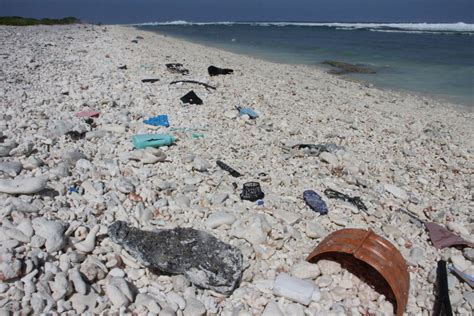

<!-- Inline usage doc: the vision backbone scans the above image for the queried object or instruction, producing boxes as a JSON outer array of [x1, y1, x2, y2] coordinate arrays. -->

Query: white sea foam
[[135, 21, 474, 33]]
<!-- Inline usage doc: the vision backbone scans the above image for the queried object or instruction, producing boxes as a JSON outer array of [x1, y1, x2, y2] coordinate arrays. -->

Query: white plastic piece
[[273, 273, 315, 305]]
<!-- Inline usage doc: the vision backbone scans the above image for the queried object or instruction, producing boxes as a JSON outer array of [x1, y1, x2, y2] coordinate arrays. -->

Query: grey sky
[[1, 0, 473, 24]]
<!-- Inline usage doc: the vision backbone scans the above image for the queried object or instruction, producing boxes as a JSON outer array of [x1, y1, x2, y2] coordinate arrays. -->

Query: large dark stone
[[322, 60, 376, 74], [109, 221, 243, 294]]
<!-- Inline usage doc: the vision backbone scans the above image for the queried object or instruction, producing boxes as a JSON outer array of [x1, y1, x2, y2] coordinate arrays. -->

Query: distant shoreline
[[0, 16, 80, 26], [134, 25, 473, 110]]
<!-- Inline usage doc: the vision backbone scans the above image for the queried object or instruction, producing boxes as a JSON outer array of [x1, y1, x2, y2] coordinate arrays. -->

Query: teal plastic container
[[132, 134, 175, 149]]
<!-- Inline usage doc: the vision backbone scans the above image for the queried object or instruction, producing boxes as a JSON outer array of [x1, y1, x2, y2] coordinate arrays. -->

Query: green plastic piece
[[192, 133, 205, 139], [132, 134, 175, 149]]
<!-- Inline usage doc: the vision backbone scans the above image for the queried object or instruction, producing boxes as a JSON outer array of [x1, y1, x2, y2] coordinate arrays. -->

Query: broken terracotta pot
[[306, 228, 409, 316]]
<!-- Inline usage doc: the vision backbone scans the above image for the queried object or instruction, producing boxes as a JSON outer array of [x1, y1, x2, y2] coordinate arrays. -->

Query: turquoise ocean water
[[137, 22, 474, 106]]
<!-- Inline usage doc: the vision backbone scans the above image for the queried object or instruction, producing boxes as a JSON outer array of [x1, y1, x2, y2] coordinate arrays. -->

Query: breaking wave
[[135, 21, 474, 34]]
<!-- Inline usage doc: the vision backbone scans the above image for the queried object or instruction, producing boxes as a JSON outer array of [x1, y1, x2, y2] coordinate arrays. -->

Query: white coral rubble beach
[[0, 24, 473, 315]]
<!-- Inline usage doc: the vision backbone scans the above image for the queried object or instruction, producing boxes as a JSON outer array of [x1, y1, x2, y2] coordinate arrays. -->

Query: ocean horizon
[[137, 21, 474, 106]]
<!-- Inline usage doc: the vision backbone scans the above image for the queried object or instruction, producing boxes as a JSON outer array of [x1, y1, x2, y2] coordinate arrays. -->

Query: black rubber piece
[[433, 260, 453, 316], [240, 182, 264, 202], [216, 160, 242, 177], [180, 90, 203, 105], [166, 63, 189, 75], [170, 80, 216, 90], [141, 79, 160, 83], [208, 65, 233, 76], [324, 188, 367, 212]]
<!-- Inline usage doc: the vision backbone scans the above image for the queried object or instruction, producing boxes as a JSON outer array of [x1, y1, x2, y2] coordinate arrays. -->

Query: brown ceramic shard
[[306, 229, 410, 316]]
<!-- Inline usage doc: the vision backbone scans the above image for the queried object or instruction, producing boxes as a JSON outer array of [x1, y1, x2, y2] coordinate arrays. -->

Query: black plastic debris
[[108, 221, 243, 295], [303, 190, 328, 215], [216, 160, 242, 177], [324, 188, 367, 212], [66, 131, 86, 141], [136, 36, 144, 40], [293, 143, 342, 156], [166, 63, 189, 75], [240, 182, 264, 202], [118, 65, 127, 70], [396, 208, 424, 227], [208, 65, 234, 76], [84, 118, 95, 127], [131, 39, 138, 43], [141, 79, 160, 83], [180, 90, 203, 105], [170, 80, 216, 90], [433, 260, 453, 316]]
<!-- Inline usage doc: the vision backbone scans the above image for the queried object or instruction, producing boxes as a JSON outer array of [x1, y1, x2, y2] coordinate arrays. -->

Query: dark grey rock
[[63, 150, 87, 165], [0, 161, 23, 176], [322, 60, 376, 75], [0, 143, 17, 157], [9, 141, 33, 157], [108, 221, 243, 294]]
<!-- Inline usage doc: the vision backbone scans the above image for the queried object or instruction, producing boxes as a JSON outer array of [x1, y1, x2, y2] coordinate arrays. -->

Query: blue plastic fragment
[[238, 107, 259, 119], [144, 115, 170, 127], [68, 186, 78, 193], [448, 264, 474, 287], [303, 190, 328, 215], [256, 200, 264, 206]]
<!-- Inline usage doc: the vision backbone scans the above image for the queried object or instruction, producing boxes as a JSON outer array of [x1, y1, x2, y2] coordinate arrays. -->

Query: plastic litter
[[395, 210, 473, 249], [144, 115, 170, 127], [448, 264, 474, 288], [169, 127, 208, 132], [208, 65, 234, 76], [216, 160, 242, 178], [180, 90, 203, 105], [166, 63, 189, 75], [433, 260, 453, 316], [256, 200, 264, 206], [395, 208, 424, 227], [75, 110, 100, 118], [170, 80, 216, 90], [191, 133, 204, 139], [132, 134, 175, 149], [307, 228, 410, 316], [67, 186, 78, 193], [240, 182, 264, 202], [273, 273, 315, 305], [66, 131, 86, 141], [141, 78, 159, 83], [425, 222, 474, 249], [84, 118, 95, 127], [303, 190, 328, 215], [292, 143, 342, 156], [237, 107, 259, 119], [118, 65, 127, 70], [324, 188, 367, 212]]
